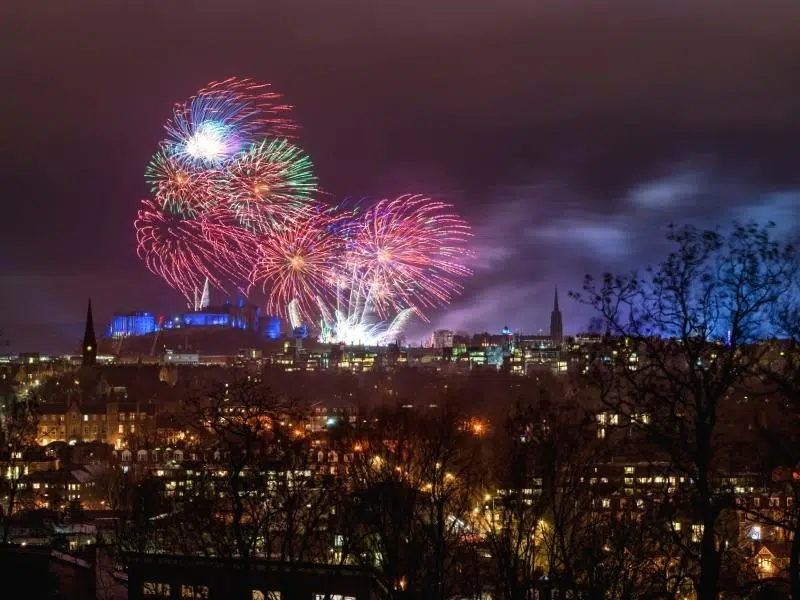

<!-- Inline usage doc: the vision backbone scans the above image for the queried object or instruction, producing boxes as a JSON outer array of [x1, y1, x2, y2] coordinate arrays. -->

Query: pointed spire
[[82, 298, 97, 367], [84, 298, 95, 339], [550, 285, 563, 345]]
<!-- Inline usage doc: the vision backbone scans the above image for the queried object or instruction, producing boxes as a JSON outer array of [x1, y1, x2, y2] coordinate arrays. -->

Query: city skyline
[[1, 0, 799, 352]]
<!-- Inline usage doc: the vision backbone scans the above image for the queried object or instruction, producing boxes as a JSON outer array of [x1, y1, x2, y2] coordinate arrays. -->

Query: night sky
[[2, 0, 799, 353]]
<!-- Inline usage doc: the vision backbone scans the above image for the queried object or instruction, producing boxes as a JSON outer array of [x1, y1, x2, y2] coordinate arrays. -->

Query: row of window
[[143, 583, 355, 600]]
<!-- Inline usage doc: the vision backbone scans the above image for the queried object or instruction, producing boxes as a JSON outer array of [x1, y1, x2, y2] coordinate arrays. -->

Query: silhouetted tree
[[574, 222, 796, 600]]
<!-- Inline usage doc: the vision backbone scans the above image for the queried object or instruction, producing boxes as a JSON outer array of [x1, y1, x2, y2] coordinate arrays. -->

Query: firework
[[344, 194, 472, 319], [222, 139, 319, 232], [135, 199, 257, 303], [145, 148, 218, 216], [318, 270, 413, 346], [252, 212, 343, 322], [137, 77, 475, 336], [163, 77, 296, 167]]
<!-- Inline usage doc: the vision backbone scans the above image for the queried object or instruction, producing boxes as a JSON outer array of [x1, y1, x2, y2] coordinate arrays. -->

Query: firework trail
[[135, 199, 257, 304], [318, 269, 413, 345]]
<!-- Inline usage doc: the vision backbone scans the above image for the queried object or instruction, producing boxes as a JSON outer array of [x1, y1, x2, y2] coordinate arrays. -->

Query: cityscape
[[2, 3, 800, 600]]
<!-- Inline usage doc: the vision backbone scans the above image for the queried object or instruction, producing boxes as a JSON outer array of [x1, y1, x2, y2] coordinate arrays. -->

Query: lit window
[[252, 592, 281, 600], [692, 524, 704, 543], [181, 585, 209, 599], [83, 415, 88, 422], [758, 557, 773, 574], [749, 526, 762, 541], [143, 582, 171, 597]]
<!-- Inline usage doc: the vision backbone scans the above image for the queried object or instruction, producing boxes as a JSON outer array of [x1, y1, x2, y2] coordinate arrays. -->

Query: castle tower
[[82, 298, 97, 367], [549, 286, 563, 346]]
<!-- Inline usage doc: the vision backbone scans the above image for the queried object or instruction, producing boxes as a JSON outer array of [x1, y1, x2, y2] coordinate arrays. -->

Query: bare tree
[[574, 222, 796, 600], [345, 405, 481, 600]]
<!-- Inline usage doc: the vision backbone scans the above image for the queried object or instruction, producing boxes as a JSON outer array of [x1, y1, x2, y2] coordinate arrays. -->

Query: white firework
[[318, 271, 412, 346]]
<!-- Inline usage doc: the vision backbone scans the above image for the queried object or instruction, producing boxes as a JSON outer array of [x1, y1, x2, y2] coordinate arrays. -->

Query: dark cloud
[[0, 1, 798, 351], [421, 169, 800, 340]]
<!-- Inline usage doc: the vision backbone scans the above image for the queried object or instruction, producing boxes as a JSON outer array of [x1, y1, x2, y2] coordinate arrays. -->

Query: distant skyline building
[[550, 286, 563, 345], [432, 329, 454, 349], [82, 298, 97, 367]]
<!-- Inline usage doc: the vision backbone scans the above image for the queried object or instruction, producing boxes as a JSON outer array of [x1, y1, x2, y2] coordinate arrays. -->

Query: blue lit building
[[105, 301, 271, 339], [106, 312, 158, 338], [264, 316, 281, 340], [163, 301, 261, 332]]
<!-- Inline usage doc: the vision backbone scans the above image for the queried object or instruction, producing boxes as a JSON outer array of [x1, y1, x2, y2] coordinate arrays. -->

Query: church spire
[[549, 286, 563, 346], [82, 298, 97, 367]]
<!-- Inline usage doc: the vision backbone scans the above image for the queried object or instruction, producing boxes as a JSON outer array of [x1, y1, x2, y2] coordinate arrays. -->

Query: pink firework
[[253, 212, 343, 322], [344, 194, 472, 320], [135, 199, 257, 303]]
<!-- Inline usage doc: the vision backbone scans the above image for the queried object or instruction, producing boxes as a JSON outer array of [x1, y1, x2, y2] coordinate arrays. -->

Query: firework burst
[[222, 139, 319, 232], [137, 77, 475, 337], [252, 213, 343, 321], [145, 148, 218, 216], [135, 199, 257, 303], [344, 194, 472, 320], [163, 77, 296, 167]]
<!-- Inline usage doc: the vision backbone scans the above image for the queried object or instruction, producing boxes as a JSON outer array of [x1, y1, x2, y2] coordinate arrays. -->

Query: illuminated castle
[[105, 279, 282, 340]]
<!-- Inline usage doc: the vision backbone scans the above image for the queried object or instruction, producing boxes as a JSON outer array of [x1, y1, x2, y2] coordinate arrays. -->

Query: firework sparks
[[164, 77, 296, 167], [344, 194, 472, 320], [135, 199, 257, 303], [318, 271, 413, 346], [145, 148, 219, 216], [222, 139, 319, 232], [253, 213, 343, 322], [137, 78, 474, 337]]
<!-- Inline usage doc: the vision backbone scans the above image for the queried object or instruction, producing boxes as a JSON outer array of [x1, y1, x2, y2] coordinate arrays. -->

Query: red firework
[[135, 199, 258, 303], [252, 212, 343, 321], [195, 77, 297, 139], [344, 194, 472, 319]]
